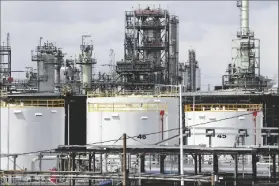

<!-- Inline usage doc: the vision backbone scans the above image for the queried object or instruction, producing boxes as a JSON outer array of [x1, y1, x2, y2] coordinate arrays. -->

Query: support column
[[140, 155, 145, 173], [252, 150, 257, 185], [92, 152, 95, 184], [234, 154, 238, 186], [160, 155, 166, 174], [88, 153, 92, 186], [198, 154, 202, 173], [72, 153, 76, 186], [212, 154, 218, 186], [272, 154, 276, 182], [12, 156, 17, 183], [178, 154, 181, 174], [193, 155, 198, 175], [138, 154, 145, 186]]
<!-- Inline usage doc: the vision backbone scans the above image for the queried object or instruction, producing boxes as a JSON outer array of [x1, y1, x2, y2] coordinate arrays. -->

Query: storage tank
[[0, 99, 65, 171], [185, 104, 263, 148], [87, 96, 179, 146]]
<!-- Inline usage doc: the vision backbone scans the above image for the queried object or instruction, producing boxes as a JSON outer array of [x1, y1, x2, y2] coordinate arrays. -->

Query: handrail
[[88, 102, 167, 112], [0, 99, 65, 108], [185, 104, 262, 112]]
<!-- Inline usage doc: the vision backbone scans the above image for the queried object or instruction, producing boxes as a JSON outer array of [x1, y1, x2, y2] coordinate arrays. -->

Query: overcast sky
[[1, 1, 278, 90]]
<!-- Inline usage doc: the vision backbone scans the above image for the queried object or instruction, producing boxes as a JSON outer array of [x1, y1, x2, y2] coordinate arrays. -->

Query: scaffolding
[[116, 6, 178, 90], [31, 38, 64, 92], [221, 0, 271, 90], [0, 33, 12, 85], [182, 50, 201, 92]]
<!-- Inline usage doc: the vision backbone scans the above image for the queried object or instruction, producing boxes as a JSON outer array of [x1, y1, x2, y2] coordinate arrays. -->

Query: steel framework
[[116, 6, 179, 90], [221, 0, 271, 90], [0, 33, 12, 84]]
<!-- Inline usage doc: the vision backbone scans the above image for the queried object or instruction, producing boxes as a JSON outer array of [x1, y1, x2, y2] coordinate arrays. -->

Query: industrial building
[[0, 0, 278, 186]]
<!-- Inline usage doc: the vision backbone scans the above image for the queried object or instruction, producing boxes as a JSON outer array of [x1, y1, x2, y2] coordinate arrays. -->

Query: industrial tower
[[183, 49, 201, 91], [31, 38, 64, 92], [76, 35, 97, 94], [116, 6, 179, 90], [221, 0, 270, 90], [0, 33, 12, 85]]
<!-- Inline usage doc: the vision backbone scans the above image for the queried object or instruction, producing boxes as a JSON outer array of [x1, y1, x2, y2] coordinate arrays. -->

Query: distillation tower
[[222, 0, 270, 90], [183, 49, 201, 91], [116, 6, 179, 90], [77, 35, 97, 94], [169, 16, 180, 85], [0, 33, 12, 86], [31, 39, 64, 92]]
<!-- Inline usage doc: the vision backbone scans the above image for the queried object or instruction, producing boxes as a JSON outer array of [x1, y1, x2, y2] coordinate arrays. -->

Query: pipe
[[68, 102, 70, 145], [31, 156, 57, 171], [3, 174, 211, 182], [7, 33, 10, 47], [54, 65, 61, 89], [179, 84, 184, 185]]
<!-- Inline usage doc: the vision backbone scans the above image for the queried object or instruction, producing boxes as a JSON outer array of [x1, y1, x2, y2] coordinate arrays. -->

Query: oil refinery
[[0, 0, 278, 186]]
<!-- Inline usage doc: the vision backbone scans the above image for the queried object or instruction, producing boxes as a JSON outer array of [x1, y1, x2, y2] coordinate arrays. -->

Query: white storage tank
[[185, 104, 263, 148], [87, 96, 179, 146], [0, 99, 65, 171]]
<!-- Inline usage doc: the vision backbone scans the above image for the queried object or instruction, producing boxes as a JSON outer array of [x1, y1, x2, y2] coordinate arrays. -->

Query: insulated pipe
[[31, 156, 100, 172], [54, 65, 61, 86], [241, 0, 249, 35], [31, 156, 57, 171]]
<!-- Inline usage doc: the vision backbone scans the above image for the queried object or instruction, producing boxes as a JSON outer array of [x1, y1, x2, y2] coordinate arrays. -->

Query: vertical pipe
[[123, 133, 127, 186], [68, 102, 70, 145], [7, 33, 10, 47], [55, 65, 61, 91], [179, 84, 184, 185], [176, 18, 179, 85], [7, 105, 10, 170], [193, 95, 196, 145]]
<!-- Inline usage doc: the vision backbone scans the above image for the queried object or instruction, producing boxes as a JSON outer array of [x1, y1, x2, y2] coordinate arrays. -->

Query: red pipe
[[160, 110, 165, 141]]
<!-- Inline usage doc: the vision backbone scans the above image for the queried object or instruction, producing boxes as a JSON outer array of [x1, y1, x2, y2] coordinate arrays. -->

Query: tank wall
[[0, 107, 65, 171], [87, 97, 179, 146], [185, 111, 263, 147]]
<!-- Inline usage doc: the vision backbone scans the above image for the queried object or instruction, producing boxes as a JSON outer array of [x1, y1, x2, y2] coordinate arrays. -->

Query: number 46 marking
[[137, 134, 147, 139]]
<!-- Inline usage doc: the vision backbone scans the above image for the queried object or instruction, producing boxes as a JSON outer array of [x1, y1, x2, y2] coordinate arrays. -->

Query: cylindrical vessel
[[0, 99, 65, 171], [169, 16, 179, 84], [82, 64, 92, 89], [87, 96, 179, 146], [185, 104, 263, 163], [38, 54, 55, 92], [185, 104, 263, 147], [54, 65, 61, 93], [241, 0, 249, 35]]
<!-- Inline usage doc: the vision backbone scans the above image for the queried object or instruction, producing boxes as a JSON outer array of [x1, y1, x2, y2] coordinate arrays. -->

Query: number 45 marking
[[217, 134, 227, 138]]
